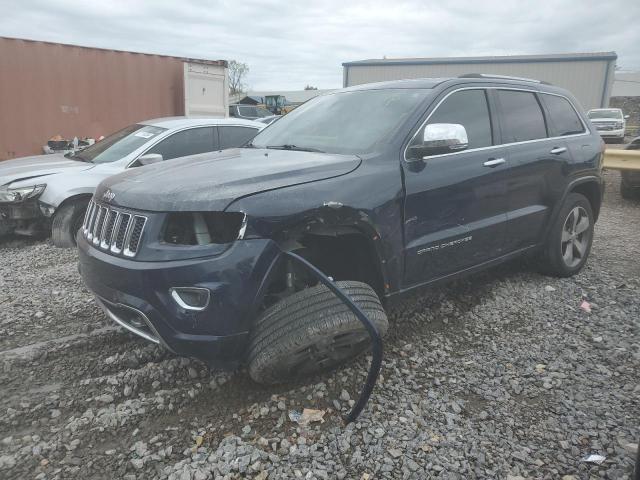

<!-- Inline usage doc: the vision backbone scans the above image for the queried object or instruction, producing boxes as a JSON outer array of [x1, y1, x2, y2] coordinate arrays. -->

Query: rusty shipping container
[[0, 37, 228, 160]]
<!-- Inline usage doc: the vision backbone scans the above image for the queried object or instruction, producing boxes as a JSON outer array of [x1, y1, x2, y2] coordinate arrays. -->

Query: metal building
[[0, 37, 228, 160], [342, 52, 617, 110]]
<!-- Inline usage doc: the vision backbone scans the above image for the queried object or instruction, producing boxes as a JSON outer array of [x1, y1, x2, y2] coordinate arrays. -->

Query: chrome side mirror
[[137, 153, 163, 166], [408, 123, 469, 159]]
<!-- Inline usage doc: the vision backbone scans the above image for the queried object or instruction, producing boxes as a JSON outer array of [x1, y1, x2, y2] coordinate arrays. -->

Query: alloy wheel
[[561, 206, 591, 268]]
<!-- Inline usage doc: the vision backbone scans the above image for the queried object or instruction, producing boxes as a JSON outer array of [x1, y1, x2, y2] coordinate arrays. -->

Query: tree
[[304, 85, 318, 90], [229, 60, 249, 95]]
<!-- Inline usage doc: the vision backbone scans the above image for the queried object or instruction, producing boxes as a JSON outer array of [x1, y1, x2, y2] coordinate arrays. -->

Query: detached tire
[[540, 192, 594, 277], [51, 199, 89, 248], [248, 281, 388, 384]]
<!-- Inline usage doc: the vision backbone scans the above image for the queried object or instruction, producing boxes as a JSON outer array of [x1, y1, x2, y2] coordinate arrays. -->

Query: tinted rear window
[[542, 94, 585, 136], [497, 90, 547, 143]]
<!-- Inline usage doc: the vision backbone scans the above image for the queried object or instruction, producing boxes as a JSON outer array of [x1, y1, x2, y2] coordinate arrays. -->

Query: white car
[[0, 117, 263, 246], [587, 108, 629, 141]]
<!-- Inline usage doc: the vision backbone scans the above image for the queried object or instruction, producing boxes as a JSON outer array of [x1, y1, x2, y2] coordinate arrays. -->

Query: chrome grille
[[82, 200, 147, 257]]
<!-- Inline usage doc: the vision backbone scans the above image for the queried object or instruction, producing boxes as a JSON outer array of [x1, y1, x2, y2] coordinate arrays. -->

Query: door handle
[[550, 147, 567, 155], [483, 158, 505, 167]]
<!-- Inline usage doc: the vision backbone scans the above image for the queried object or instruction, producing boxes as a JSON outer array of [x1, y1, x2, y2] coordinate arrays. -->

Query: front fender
[[38, 166, 121, 208], [225, 171, 405, 293]]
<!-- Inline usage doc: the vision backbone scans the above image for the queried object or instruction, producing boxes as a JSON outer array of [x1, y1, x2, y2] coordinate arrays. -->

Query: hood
[[96, 148, 361, 212], [0, 153, 94, 187]]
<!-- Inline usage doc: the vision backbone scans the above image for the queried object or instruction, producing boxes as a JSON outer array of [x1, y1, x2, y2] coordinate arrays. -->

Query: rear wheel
[[247, 280, 388, 384], [540, 193, 594, 277], [51, 199, 89, 248]]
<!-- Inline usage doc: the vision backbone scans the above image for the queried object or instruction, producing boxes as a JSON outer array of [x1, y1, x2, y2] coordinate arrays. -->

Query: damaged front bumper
[[77, 233, 281, 369], [0, 200, 49, 236]]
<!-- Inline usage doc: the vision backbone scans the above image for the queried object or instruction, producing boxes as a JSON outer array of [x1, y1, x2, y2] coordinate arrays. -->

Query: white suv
[[587, 108, 628, 141], [0, 117, 263, 246]]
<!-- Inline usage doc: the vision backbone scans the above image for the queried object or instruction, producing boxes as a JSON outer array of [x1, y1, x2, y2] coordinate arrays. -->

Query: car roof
[[140, 116, 263, 129], [343, 78, 451, 91], [338, 76, 579, 101]]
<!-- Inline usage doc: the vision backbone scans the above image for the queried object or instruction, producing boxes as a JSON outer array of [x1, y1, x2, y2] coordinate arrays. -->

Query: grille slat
[[83, 200, 146, 258], [100, 210, 118, 249], [91, 207, 106, 244], [125, 216, 146, 256]]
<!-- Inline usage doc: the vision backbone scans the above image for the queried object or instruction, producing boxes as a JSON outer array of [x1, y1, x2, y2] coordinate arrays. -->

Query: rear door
[[402, 88, 509, 286], [495, 89, 573, 252], [539, 92, 596, 174]]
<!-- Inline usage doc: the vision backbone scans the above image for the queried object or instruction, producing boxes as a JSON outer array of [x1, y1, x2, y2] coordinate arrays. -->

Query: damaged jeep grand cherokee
[[78, 75, 604, 384]]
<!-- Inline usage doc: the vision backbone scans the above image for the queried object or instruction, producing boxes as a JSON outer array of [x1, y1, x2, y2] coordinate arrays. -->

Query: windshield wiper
[[266, 144, 325, 153]]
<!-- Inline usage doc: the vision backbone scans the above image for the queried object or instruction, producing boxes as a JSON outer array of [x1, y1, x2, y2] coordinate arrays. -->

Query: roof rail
[[459, 73, 552, 85]]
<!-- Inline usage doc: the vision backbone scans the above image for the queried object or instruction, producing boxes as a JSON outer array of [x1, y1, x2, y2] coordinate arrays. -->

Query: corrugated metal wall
[[344, 60, 615, 111], [0, 38, 190, 160]]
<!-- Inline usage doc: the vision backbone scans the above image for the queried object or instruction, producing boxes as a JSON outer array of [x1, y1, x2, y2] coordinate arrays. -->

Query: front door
[[402, 88, 509, 287]]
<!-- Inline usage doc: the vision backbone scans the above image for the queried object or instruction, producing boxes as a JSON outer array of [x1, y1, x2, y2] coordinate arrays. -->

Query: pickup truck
[[78, 75, 604, 383]]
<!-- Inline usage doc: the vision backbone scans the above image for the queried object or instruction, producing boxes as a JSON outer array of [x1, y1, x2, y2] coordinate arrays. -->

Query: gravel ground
[[1, 170, 638, 480]]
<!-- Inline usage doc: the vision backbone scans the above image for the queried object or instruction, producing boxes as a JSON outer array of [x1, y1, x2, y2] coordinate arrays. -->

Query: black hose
[[282, 251, 383, 424]]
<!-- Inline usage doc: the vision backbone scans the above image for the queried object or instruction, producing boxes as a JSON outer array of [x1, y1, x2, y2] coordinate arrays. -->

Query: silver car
[[0, 117, 263, 246]]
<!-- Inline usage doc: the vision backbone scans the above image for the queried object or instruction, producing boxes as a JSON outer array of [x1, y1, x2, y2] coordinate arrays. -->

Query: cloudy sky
[[1, 0, 638, 90]]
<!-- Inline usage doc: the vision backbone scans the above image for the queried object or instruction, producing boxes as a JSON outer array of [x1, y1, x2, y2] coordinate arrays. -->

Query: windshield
[[588, 110, 622, 119], [250, 89, 431, 155], [239, 106, 272, 118], [69, 124, 167, 163]]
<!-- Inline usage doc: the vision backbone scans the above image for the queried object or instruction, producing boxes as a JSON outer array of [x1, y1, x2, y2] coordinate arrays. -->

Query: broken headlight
[[0, 184, 46, 203], [162, 212, 247, 245]]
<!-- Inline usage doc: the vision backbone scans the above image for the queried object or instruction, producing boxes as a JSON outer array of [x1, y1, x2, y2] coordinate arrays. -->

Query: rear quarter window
[[541, 94, 585, 136]]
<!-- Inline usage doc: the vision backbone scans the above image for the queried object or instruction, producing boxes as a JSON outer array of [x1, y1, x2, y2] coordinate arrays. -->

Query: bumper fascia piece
[[77, 234, 281, 369]]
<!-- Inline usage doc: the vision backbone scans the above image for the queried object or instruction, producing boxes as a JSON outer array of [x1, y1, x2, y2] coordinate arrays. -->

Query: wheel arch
[[244, 206, 391, 315], [569, 178, 602, 221], [541, 176, 602, 245], [53, 193, 93, 216]]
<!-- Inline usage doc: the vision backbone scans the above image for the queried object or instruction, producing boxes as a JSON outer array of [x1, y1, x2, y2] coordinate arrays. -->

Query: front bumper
[[596, 128, 625, 138], [77, 234, 281, 369], [0, 200, 47, 235]]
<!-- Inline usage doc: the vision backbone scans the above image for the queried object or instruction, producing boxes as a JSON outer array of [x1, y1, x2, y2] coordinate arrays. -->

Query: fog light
[[170, 287, 210, 311]]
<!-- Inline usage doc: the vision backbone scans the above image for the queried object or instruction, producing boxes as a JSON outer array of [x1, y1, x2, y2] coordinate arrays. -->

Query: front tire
[[540, 193, 594, 277], [51, 199, 89, 248], [247, 281, 388, 385]]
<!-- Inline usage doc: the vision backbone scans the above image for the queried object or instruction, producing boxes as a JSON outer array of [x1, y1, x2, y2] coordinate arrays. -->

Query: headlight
[[615, 122, 623, 129], [162, 212, 247, 245], [0, 184, 46, 203]]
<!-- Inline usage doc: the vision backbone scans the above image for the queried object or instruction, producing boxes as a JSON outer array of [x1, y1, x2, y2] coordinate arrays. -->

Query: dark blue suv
[[78, 75, 604, 383]]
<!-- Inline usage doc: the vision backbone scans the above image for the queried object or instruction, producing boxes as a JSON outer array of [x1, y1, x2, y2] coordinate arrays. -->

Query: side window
[[219, 126, 259, 149], [497, 90, 547, 142], [541, 94, 585, 136], [425, 89, 493, 150], [147, 127, 216, 161]]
